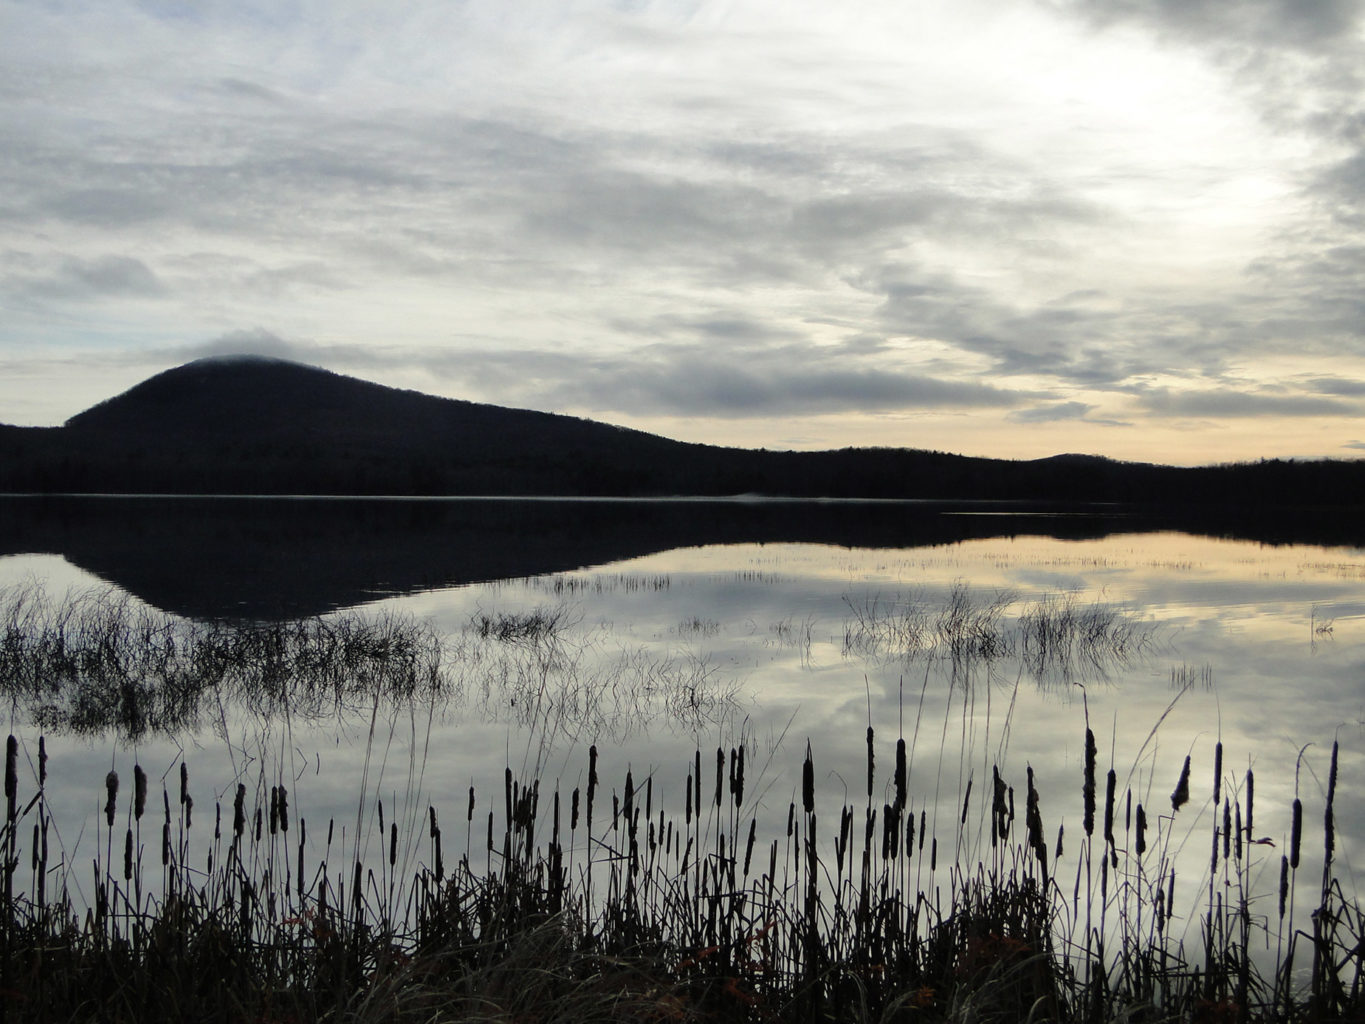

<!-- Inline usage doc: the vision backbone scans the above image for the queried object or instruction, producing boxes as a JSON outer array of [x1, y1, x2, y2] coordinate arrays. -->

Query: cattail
[[1056, 823, 1064, 861], [123, 828, 133, 881], [162, 820, 171, 865], [787, 802, 795, 838], [734, 746, 745, 807], [894, 738, 907, 812], [467, 785, 475, 822], [1245, 768, 1254, 840], [38, 735, 46, 788], [5, 735, 16, 816], [571, 788, 580, 830], [179, 761, 188, 806], [1083, 728, 1097, 836], [233, 784, 246, 837], [390, 822, 398, 867], [105, 770, 118, 828], [992, 766, 1007, 844], [1278, 855, 1290, 918], [184, 793, 192, 829], [685, 769, 693, 825], [1325, 740, 1339, 867], [1222, 800, 1231, 861], [931, 836, 937, 871], [1290, 797, 1302, 869], [1234, 803, 1243, 861], [278, 786, 288, 833], [134, 765, 147, 821], [692, 750, 701, 820], [270, 786, 279, 835], [715, 747, 724, 807], [866, 727, 875, 799], [1104, 769, 1116, 845], [1171, 755, 1191, 812], [802, 744, 815, 814], [1212, 742, 1223, 806], [1135, 804, 1147, 855], [743, 819, 756, 875], [882, 804, 893, 860], [960, 778, 972, 825]]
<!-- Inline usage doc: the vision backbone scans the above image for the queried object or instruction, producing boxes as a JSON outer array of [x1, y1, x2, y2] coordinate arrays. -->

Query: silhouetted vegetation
[[0, 728, 1357, 1022], [4, 356, 1365, 503]]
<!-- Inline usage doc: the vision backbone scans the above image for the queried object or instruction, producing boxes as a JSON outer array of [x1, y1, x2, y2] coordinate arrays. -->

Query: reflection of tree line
[[0, 582, 740, 741], [841, 582, 1155, 685]]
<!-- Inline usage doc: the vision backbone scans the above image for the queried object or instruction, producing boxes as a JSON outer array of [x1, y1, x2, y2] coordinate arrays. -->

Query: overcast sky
[[2, 0, 1363, 463]]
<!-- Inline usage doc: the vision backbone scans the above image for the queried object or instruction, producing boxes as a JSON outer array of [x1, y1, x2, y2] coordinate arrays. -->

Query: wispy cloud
[[0, 0, 1362, 462]]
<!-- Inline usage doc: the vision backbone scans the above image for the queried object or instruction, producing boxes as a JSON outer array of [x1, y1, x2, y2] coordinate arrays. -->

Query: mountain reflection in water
[[3, 494, 1363, 621]]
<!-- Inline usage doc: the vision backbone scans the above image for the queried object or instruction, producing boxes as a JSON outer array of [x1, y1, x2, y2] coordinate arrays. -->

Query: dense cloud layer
[[1, 0, 1363, 461]]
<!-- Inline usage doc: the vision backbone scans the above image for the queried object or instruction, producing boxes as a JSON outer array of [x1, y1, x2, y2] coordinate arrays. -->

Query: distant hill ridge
[[2, 355, 1364, 503]]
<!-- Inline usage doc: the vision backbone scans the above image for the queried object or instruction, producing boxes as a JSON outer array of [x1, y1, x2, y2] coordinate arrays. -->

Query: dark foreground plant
[[0, 730, 1358, 1023]]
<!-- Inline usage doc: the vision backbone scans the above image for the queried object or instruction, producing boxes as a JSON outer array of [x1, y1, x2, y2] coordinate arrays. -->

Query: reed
[[0, 722, 1357, 1024]]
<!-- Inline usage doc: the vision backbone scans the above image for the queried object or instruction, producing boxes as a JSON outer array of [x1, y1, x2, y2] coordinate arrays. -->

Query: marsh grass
[[0, 583, 741, 742], [843, 583, 1153, 684], [0, 718, 1357, 1024]]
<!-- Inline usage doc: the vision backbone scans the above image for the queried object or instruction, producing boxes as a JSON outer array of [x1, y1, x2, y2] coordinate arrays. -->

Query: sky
[[2, 0, 1364, 465]]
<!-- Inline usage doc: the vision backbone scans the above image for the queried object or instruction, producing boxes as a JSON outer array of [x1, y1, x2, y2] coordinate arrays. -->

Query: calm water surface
[[1, 499, 1361, 937]]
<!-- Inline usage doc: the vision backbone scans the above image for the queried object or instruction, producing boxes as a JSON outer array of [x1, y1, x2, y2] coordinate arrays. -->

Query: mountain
[[2, 355, 1365, 503]]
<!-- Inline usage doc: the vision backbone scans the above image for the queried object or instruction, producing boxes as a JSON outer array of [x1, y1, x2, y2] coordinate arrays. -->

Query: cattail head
[[105, 770, 119, 828], [1136, 804, 1147, 855], [233, 783, 246, 837], [1290, 797, 1303, 870], [38, 735, 46, 788], [123, 828, 133, 881], [278, 786, 288, 833], [1103, 769, 1116, 845], [1326, 740, 1339, 866], [1083, 728, 1097, 836], [1278, 854, 1290, 918], [134, 764, 147, 821], [802, 744, 815, 814], [5, 735, 16, 811], [1212, 742, 1223, 806], [895, 738, 907, 813], [389, 822, 398, 867], [1171, 755, 1191, 812], [179, 761, 189, 806], [866, 726, 874, 799]]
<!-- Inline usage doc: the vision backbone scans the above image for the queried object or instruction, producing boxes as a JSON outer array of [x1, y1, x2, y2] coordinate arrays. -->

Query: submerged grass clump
[[0, 724, 1358, 1024], [843, 582, 1154, 683]]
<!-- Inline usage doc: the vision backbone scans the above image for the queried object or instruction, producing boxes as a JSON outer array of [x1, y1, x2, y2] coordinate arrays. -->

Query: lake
[[0, 494, 1360, 963]]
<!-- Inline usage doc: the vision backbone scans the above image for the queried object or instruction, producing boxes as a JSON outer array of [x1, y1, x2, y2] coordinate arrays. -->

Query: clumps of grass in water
[[842, 582, 1153, 684], [471, 606, 572, 644], [0, 584, 740, 745], [3, 728, 1361, 1023], [0, 580, 446, 739]]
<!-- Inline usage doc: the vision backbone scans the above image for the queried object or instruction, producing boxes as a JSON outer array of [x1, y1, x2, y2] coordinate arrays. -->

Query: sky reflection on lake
[[1, 528, 1361, 948]]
